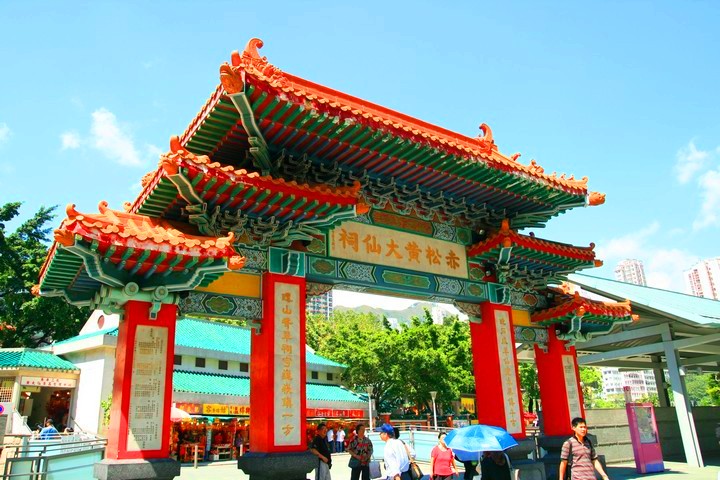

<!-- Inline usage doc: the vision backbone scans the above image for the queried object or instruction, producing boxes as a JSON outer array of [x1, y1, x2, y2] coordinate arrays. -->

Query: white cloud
[[692, 167, 720, 230], [60, 109, 160, 167], [60, 131, 81, 150], [675, 140, 709, 184], [595, 222, 660, 260], [597, 222, 699, 293], [0, 123, 11, 145], [333, 290, 416, 310], [90, 108, 144, 167]]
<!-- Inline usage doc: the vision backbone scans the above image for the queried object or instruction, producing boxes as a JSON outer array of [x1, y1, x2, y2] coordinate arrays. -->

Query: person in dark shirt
[[480, 451, 511, 480], [310, 423, 332, 480]]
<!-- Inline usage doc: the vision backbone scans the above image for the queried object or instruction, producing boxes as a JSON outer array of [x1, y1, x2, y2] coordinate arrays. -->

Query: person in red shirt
[[430, 432, 459, 479]]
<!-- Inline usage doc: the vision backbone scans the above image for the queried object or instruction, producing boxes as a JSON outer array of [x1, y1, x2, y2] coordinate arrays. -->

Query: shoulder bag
[[403, 442, 424, 480]]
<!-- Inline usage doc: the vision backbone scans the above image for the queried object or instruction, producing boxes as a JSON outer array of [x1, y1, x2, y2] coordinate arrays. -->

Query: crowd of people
[[308, 416, 609, 480]]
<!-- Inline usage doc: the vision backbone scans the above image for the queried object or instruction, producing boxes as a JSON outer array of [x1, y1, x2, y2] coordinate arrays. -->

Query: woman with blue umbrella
[[444, 425, 518, 480]]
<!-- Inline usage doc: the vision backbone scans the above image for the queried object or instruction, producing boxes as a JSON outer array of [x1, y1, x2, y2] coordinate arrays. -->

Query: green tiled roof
[[54, 318, 346, 368], [0, 349, 78, 371], [569, 273, 720, 326], [53, 327, 118, 346], [172, 370, 364, 402], [173, 370, 249, 396]]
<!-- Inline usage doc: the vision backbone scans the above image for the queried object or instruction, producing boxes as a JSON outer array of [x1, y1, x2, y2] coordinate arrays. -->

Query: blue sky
[[1, 1, 719, 300]]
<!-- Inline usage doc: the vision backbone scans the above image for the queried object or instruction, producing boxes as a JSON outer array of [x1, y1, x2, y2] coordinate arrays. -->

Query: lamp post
[[430, 391, 438, 430], [366, 385, 374, 431]]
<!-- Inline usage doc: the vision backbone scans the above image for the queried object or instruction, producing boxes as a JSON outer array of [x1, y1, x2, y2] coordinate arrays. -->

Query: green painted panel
[[381, 270, 431, 289]]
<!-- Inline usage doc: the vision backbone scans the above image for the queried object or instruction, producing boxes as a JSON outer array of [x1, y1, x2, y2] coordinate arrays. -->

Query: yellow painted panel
[[511, 309, 532, 327], [196, 272, 261, 298]]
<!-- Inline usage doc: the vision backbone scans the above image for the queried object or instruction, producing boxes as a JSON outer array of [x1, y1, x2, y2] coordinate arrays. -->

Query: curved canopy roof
[[176, 38, 604, 229]]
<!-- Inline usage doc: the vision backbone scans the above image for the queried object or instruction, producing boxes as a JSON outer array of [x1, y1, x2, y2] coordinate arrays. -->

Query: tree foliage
[[306, 308, 474, 413], [0, 202, 87, 347], [579, 366, 604, 408], [518, 362, 539, 413]]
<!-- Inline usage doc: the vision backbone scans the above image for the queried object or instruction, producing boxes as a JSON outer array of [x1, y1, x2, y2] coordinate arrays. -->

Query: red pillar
[[250, 272, 307, 453], [534, 325, 585, 437], [470, 302, 526, 438], [106, 301, 177, 460]]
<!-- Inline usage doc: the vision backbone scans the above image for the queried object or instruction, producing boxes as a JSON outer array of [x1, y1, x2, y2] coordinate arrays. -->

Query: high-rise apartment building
[[600, 367, 658, 400], [685, 258, 720, 300], [614, 259, 647, 286], [307, 290, 334, 320]]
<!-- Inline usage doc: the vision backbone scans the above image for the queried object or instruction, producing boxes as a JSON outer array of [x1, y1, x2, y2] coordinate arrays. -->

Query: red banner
[[306, 408, 365, 418]]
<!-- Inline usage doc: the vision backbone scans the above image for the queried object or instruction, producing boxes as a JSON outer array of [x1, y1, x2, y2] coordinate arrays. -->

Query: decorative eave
[[36, 202, 245, 309], [466, 219, 601, 283], [177, 39, 604, 227], [532, 287, 637, 344], [211, 39, 588, 193], [127, 137, 366, 246], [532, 290, 635, 325]]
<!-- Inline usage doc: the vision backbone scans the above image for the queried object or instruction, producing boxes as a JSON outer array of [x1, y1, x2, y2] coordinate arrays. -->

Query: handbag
[[369, 459, 382, 479], [348, 455, 362, 468], [408, 461, 423, 480], [403, 442, 424, 480]]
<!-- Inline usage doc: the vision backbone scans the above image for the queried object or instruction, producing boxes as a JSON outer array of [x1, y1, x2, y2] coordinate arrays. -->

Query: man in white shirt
[[336, 427, 346, 452], [327, 427, 336, 453], [375, 423, 411, 480]]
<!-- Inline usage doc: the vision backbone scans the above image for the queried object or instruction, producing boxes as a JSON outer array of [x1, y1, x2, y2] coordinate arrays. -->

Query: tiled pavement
[[179, 453, 720, 480]]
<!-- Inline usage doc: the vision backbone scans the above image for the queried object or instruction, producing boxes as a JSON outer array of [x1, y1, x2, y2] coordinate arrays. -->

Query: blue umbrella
[[444, 424, 518, 462]]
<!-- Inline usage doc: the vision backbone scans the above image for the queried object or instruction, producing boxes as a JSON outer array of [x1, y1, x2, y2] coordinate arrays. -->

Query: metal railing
[[1, 436, 107, 479]]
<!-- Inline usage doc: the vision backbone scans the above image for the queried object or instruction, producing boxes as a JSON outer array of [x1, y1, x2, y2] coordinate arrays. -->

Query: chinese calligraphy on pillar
[[495, 310, 522, 435], [127, 325, 167, 451], [274, 282, 301, 445], [562, 355, 583, 421], [330, 221, 468, 279]]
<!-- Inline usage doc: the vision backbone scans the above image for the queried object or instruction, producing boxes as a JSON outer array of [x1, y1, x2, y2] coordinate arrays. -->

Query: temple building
[[46, 311, 366, 436], [34, 39, 639, 480]]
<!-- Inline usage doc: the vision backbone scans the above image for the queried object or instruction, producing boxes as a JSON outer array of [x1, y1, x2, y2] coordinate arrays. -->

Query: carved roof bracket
[[228, 92, 274, 175]]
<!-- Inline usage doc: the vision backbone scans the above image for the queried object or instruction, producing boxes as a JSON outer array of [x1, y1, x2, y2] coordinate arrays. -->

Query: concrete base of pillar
[[507, 438, 546, 480], [237, 451, 317, 480], [94, 458, 181, 480]]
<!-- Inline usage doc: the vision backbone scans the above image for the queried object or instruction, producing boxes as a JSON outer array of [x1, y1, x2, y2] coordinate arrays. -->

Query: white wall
[[64, 347, 115, 434]]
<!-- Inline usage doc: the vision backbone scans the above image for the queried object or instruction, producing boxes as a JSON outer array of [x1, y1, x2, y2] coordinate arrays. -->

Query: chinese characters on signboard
[[274, 282, 301, 446], [562, 356, 583, 421], [20, 377, 77, 388], [330, 221, 468, 279], [127, 325, 167, 451], [495, 310, 522, 434]]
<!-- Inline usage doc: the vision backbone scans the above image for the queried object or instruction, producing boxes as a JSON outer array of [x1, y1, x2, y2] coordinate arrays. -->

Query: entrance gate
[[36, 39, 635, 480]]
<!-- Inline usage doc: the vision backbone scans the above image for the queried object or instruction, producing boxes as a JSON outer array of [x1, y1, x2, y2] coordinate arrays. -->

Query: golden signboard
[[203, 404, 229, 415], [329, 221, 468, 279]]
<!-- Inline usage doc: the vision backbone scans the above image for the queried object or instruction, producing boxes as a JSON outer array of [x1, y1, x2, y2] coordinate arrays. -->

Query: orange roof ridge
[[468, 219, 597, 260], [56, 201, 242, 263], [162, 136, 362, 197], [532, 288, 635, 324], [201, 38, 589, 193]]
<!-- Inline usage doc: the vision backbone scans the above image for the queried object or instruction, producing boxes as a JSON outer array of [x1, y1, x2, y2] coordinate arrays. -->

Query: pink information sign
[[625, 400, 664, 473]]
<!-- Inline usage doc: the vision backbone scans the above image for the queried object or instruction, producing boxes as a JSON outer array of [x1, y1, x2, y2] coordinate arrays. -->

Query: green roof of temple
[[172, 370, 364, 402], [0, 349, 79, 372], [569, 273, 720, 327], [54, 318, 345, 368]]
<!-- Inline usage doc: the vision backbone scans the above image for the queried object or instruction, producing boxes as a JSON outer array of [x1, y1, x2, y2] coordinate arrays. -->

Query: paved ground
[[179, 453, 720, 480]]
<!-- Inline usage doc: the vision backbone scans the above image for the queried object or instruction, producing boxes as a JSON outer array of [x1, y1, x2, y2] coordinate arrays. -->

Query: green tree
[[685, 373, 715, 406], [307, 307, 477, 414], [579, 366, 603, 408], [518, 362, 540, 413], [708, 374, 720, 406], [0, 202, 87, 347]]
